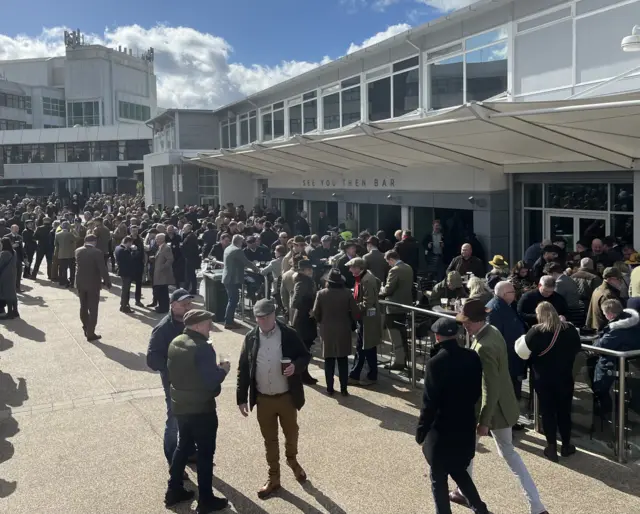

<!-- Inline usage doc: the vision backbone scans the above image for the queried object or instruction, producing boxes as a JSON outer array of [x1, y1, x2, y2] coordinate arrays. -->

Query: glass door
[[545, 211, 609, 252]]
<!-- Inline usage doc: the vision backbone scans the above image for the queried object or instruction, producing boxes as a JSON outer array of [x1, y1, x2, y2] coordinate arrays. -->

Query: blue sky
[[0, 0, 472, 108]]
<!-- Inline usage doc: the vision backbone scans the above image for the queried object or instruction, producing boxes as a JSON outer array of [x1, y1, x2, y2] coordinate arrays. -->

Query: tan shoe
[[287, 460, 307, 483], [257, 479, 281, 499]]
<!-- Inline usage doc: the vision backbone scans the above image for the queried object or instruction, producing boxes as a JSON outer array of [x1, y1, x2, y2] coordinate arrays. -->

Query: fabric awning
[[190, 92, 640, 175]]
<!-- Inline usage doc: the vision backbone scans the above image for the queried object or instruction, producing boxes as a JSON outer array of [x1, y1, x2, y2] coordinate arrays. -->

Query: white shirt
[[255, 324, 289, 395]]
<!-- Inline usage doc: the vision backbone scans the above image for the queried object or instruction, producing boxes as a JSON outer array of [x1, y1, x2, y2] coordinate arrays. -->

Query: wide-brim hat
[[625, 253, 640, 265], [489, 255, 508, 267], [325, 269, 344, 285], [456, 299, 490, 323]]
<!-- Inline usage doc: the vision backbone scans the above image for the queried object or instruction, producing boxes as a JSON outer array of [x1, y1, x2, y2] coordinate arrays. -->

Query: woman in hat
[[486, 255, 509, 290], [508, 260, 534, 300], [312, 269, 359, 396], [515, 302, 581, 463]]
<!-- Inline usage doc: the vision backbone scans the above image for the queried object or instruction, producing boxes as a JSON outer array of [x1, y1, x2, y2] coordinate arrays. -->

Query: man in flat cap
[[452, 300, 548, 514], [416, 317, 488, 514], [165, 309, 230, 513], [237, 298, 311, 499]]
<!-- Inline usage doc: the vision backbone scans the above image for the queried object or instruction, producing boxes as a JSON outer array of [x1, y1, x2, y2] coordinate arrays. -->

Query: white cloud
[[372, 0, 402, 11], [0, 24, 409, 110], [416, 0, 479, 11], [346, 23, 411, 54]]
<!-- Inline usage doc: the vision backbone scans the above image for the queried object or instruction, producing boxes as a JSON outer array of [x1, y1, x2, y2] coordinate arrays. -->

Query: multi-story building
[[0, 30, 156, 198], [174, 0, 640, 261]]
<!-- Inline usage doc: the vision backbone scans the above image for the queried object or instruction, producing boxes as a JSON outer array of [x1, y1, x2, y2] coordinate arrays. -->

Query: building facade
[[160, 0, 639, 263], [0, 30, 156, 198]]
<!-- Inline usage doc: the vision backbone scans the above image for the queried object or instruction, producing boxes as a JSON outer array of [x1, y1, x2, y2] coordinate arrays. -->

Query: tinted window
[[368, 77, 391, 121]]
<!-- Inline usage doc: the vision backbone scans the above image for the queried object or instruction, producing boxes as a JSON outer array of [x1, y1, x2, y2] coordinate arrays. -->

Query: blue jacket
[[594, 309, 640, 385], [486, 295, 527, 377], [147, 314, 185, 399]]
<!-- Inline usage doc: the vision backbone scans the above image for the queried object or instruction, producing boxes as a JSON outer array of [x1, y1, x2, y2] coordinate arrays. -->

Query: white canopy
[[190, 93, 640, 176]]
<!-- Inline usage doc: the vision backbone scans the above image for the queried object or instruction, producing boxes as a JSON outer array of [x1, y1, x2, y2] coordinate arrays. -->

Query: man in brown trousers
[[75, 234, 111, 341]]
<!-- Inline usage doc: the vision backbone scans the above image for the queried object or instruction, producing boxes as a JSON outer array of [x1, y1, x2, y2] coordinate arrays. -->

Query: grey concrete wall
[[177, 112, 218, 150], [178, 164, 200, 207], [219, 169, 255, 208]]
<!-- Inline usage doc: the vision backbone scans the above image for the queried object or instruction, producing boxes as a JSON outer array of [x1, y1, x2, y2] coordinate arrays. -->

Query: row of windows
[[0, 93, 31, 113], [0, 119, 31, 131], [1, 140, 152, 164], [43, 124, 64, 129], [67, 101, 101, 127], [43, 97, 66, 117], [119, 101, 151, 122], [219, 30, 507, 149]]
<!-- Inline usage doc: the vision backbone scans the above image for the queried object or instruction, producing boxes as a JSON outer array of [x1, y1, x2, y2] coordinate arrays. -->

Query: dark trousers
[[325, 357, 348, 391], [121, 277, 132, 307], [16, 261, 22, 290], [58, 258, 76, 286], [32, 248, 52, 278], [78, 288, 100, 335], [537, 381, 574, 446], [429, 460, 487, 514], [224, 283, 240, 325], [168, 412, 218, 504], [349, 321, 378, 381], [153, 284, 170, 313], [184, 261, 198, 295]]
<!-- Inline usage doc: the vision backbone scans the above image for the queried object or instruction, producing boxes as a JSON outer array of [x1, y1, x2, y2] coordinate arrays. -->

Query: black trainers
[[164, 488, 195, 507], [197, 496, 229, 513]]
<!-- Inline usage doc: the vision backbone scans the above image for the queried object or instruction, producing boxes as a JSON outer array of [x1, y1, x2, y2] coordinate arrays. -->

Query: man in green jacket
[[453, 300, 548, 514], [165, 309, 230, 513]]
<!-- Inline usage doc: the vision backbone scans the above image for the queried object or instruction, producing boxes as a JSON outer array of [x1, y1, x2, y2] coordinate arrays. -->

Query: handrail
[[581, 343, 640, 359], [379, 299, 457, 320]]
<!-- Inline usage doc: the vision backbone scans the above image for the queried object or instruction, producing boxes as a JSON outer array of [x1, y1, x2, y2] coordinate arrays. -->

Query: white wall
[[218, 169, 257, 207], [3, 161, 132, 179]]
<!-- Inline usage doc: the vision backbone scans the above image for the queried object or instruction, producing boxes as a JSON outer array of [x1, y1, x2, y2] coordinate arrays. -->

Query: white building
[[0, 30, 156, 197], [162, 0, 640, 263]]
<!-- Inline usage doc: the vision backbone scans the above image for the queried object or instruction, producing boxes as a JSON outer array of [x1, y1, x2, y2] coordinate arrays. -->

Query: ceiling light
[[621, 25, 640, 52]]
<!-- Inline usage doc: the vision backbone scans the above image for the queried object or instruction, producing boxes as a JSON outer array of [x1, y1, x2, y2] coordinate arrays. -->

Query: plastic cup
[[281, 358, 292, 374]]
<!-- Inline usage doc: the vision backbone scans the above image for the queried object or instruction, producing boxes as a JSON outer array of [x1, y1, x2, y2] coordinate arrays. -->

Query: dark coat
[[291, 272, 317, 342], [236, 321, 311, 410], [394, 237, 420, 279], [313, 286, 358, 358], [181, 231, 201, 268], [486, 296, 527, 378], [517, 289, 568, 328], [0, 250, 17, 302], [334, 252, 355, 288], [587, 281, 622, 331], [34, 224, 52, 250], [75, 244, 111, 291], [115, 244, 140, 279], [593, 309, 640, 385], [259, 229, 278, 251], [447, 255, 486, 278], [363, 249, 389, 283], [416, 339, 482, 468], [294, 216, 310, 237]]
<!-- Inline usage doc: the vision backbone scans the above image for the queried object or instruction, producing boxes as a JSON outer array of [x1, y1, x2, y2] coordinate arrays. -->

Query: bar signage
[[300, 177, 396, 189]]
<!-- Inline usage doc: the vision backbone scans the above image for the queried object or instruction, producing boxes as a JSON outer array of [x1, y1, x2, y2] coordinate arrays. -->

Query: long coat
[[0, 250, 17, 302], [313, 286, 358, 358], [379, 261, 414, 314], [153, 244, 175, 286], [290, 273, 317, 343], [355, 270, 383, 350], [587, 281, 622, 331]]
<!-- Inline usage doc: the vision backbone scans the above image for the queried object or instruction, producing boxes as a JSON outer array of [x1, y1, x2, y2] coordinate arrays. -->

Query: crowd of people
[[2, 192, 638, 513]]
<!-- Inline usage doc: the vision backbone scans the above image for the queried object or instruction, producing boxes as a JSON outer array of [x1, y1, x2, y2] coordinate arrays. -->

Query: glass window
[[73, 102, 83, 117], [466, 27, 507, 51], [393, 56, 419, 73], [546, 184, 607, 211], [289, 104, 302, 135], [611, 214, 634, 245], [524, 210, 543, 249], [359, 204, 378, 233], [221, 124, 229, 148], [323, 93, 340, 130], [393, 68, 419, 117], [341, 76, 360, 89], [611, 184, 633, 212], [524, 183, 543, 208], [368, 77, 391, 121], [273, 101, 284, 110], [135, 104, 143, 120], [240, 119, 249, 146], [262, 113, 272, 141], [273, 109, 284, 138], [249, 115, 257, 143], [85, 101, 94, 116], [466, 42, 508, 102], [229, 122, 237, 148], [303, 100, 317, 133], [341, 86, 361, 126], [303, 91, 316, 101], [430, 55, 463, 110]]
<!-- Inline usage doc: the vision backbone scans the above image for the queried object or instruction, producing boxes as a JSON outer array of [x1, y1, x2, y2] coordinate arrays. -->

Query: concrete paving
[[0, 275, 639, 513]]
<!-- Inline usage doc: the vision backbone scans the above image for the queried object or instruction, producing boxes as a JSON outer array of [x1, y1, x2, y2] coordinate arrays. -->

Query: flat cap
[[293, 235, 306, 244], [320, 235, 331, 242], [431, 318, 459, 337], [603, 267, 622, 280], [183, 309, 214, 326], [298, 259, 313, 270], [171, 288, 194, 303], [253, 299, 276, 318]]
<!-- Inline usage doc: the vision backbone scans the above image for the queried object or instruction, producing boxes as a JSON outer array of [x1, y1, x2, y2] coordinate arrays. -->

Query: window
[[428, 27, 508, 110], [93, 141, 120, 161], [262, 113, 273, 141], [249, 111, 257, 143], [323, 93, 340, 130], [303, 96, 317, 133], [198, 168, 220, 201], [43, 97, 66, 117], [118, 101, 150, 122], [321, 77, 361, 130], [220, 118, 238, 149], [546, 184, 607, 211], [0, 119, 28, 131], [1, 139, 150, 164], [0, 92, 31, 112], [67, 101, 100, 126], [368, 56, 419, 121], [341, 80, 361, 126], [221, 120, 230, 148], [125, 140, 151, 160], [289, 104, 302, 136], [273, 106, 284, 138], [229, 121, 237, 147]]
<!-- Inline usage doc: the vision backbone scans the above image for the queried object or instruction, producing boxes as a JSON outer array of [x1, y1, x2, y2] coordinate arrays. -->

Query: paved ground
[[0, 276, 640, 513]]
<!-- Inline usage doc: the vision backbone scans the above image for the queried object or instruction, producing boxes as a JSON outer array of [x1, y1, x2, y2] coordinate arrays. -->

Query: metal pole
[[618, 355, 627, 464], [411, 311, 417, 388], [533, 391, 541, 433], [240, 283, 245, 322], [265, 276, 270, 299]]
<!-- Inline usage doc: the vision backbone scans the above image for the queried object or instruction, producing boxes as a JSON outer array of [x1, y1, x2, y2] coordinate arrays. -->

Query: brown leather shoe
[[257, 479, 281, 499], [449, 490, 469, 507], [287, 460, 307, 483]]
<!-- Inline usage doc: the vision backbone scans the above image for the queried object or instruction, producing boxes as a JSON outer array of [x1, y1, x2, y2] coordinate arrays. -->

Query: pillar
[[634, 171, 640, 249], [401, 205, 410, 231]]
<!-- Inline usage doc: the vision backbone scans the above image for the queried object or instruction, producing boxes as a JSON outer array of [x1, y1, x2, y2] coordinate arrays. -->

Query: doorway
[[545, 211, 608, 250]]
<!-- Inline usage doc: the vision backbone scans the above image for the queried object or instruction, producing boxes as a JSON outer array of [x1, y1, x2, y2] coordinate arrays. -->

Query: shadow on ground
[[2, 319, 46, 343], [89, 340, 154, 373]]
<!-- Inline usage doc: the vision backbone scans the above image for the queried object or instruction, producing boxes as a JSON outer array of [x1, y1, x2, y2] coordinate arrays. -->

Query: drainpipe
[[508, 173, 515, 265]]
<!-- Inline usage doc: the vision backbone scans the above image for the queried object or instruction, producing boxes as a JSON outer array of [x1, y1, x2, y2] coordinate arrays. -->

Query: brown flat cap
[[183, 309, 214, 326]]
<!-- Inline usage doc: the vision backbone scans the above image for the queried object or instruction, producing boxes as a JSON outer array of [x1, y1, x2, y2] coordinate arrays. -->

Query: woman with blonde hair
[[467, 276, 492, 306], [515, 301, 581, 462]]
